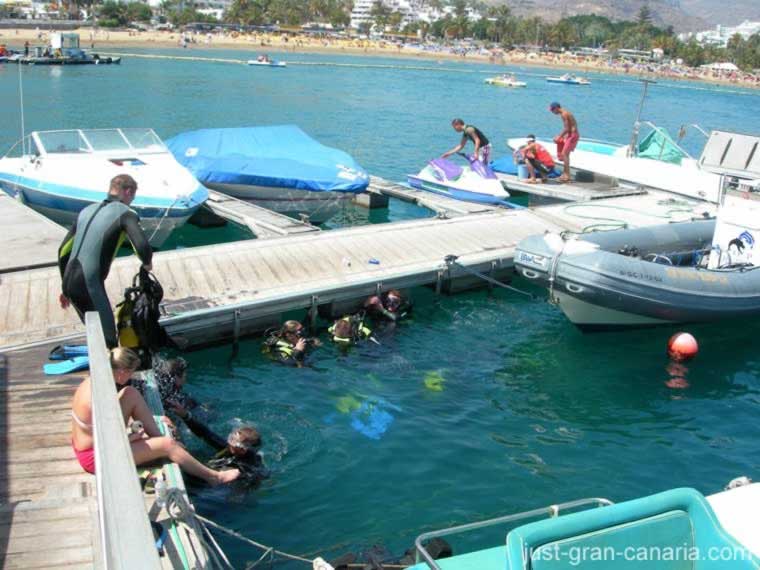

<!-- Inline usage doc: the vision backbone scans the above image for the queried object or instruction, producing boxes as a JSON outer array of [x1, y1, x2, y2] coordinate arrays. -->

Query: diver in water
[[364, 290, 411, 323], [328, 313, 375, 347], [263, 320, 321, 366], [171, 403, 268, 486]]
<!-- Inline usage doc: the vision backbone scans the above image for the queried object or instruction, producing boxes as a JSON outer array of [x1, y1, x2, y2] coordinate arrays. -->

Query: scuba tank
[[115, 268, 168, 368]]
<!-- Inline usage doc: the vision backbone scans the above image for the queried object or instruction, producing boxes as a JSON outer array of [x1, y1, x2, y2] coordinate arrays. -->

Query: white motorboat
[[0, 128, 208, 247], [546, 73, 591, 85], [247, 58, 286, 67], [407, 155, 510, 204], [484, 73, 527, 88]]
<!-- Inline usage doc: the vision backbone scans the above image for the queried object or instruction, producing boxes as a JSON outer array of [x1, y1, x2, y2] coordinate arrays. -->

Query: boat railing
[[678, 123, 710, 141], [633, 120, 695, 161], [414, 497, 613, 569], [86, 312, 162, 569]]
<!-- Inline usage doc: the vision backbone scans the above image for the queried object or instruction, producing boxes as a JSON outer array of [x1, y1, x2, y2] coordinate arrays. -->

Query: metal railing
[[86, 313, 162, 570], [414, 497, 613, 570]]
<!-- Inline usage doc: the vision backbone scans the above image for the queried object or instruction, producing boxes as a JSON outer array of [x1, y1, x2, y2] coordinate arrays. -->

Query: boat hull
[[206, 182, 353, 223], [407, 174, 508, 204], [514, 220, 760, 329]]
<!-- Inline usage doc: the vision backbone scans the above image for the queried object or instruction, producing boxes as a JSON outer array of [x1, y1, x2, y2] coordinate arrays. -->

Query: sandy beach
[[2, 26, 759, 90]]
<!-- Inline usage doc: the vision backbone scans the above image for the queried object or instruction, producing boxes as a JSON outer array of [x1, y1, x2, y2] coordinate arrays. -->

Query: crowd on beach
[[3, 26, 759, 89]]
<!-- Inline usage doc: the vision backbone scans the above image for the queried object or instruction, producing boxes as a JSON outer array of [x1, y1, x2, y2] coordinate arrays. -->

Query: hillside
[[489, 0, 710, 32]]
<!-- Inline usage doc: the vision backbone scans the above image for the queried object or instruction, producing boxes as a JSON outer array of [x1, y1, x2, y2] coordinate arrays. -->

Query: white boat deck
[[0, 193, 67, 273], [204, 189, 320, 238]]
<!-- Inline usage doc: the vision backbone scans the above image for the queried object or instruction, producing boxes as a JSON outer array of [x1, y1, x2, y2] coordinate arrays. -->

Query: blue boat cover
[[166, 126, 369, 193]]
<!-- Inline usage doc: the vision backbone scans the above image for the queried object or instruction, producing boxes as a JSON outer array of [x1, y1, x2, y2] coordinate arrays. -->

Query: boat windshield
[[34, 128, 166, 155]]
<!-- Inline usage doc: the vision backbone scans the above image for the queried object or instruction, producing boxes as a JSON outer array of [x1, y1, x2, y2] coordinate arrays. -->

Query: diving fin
[[43, 356, 90, 375], [49, 345, 89, 360]]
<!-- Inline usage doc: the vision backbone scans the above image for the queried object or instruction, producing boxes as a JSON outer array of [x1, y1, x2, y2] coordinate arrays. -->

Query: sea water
[[2, 49, 760, 566]]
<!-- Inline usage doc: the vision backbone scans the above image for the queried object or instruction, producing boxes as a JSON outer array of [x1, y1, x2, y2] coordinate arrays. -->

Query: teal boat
[[410, 482, 760, 569]]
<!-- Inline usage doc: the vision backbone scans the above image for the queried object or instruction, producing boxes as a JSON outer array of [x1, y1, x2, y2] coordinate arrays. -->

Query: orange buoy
[[667, 332, 698, 362]]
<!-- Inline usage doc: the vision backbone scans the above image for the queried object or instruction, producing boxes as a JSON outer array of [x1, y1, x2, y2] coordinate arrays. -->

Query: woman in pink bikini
[[71, 348, 239, 485]]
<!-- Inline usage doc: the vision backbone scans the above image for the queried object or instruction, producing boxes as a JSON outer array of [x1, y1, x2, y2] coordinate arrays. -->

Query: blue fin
[[43, 356, 90, 375], [49, 345, 89, 360]]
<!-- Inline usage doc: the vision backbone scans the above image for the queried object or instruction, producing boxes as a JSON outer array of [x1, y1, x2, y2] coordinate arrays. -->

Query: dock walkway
[[496, 172, 646, 202], [366, 176, 498, 217], [0, 194, 66, 274], [0, 187, 715, 351], [204, 189, 320, 238], [0, 344, 97, 568]]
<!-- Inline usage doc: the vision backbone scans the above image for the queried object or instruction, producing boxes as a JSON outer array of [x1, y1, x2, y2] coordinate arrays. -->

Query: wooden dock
[[0, 194, 66, 274], [204, 190, 320, 238], [0, 186, 717, 352], [366, 176, 498, 217], [496, 172, 646, 203], [0, 344, 97, 569]]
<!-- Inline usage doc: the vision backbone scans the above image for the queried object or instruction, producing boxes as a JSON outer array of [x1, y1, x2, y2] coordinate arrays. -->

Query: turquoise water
[[2, 50, 760, 567]]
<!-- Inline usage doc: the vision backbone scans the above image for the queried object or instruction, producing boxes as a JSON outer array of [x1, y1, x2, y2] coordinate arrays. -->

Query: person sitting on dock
[[263, 320, 321, 367], [441, 119, 492, 165], [71, 347, 240, 485], [328, 314, 374, 346], [58, 174, 153, 349], [364, 290, 410, 323], [169, 404, 268, 486], [549, 102, 579, 183], [514, 135, 555, 184]]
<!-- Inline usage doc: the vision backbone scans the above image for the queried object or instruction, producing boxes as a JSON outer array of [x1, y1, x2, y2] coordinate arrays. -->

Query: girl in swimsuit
[[71, 347, 239, 485]]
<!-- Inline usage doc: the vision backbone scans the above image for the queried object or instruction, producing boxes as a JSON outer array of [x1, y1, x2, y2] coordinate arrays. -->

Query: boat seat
[[506, 488, 760, 569]]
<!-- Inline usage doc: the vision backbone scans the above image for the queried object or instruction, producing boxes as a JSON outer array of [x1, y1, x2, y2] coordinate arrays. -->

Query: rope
[[148, 195, 183, 243], [444, 255, 539, 300], [560, 203, 698, 235]]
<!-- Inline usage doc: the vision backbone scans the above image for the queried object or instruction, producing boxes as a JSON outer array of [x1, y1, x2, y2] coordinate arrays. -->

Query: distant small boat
[[247, 59, 286, 68], [484, 73, 526, 88], [546, 73, 590, 85]]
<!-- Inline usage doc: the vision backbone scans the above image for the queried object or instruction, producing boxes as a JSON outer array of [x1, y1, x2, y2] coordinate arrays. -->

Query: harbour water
[[2, 49, 760, 566]]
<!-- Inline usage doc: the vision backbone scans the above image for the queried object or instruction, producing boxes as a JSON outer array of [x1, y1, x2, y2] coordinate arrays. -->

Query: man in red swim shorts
[[550, 102, 579, 183]]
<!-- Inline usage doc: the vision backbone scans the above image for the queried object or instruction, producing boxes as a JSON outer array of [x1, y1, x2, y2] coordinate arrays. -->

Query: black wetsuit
[[181, 415, 268, 485], [58, 197, 152, 347]]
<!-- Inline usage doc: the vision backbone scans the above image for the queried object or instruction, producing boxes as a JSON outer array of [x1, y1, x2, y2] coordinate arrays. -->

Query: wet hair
[[110, 347, 141, 371], [281, 320, 303, 335], [167, 358, 187, 377], [109, 174, 137, 196], [451, 118, 464, 126], [228, 426, 261, 450], [333, 318, 354, 339], [527, 134, 536, 141]]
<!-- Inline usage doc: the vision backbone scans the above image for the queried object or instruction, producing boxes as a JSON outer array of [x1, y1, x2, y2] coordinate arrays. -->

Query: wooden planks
[[204, 190, 320, 238], [0, 344, 97, 568], [0, 194, 67, 274]]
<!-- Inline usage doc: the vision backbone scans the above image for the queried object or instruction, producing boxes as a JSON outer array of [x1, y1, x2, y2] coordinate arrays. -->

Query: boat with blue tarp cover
[[166, 125, 369, 223], [0, 128, 208, 247], [411, 481, 760, 569]]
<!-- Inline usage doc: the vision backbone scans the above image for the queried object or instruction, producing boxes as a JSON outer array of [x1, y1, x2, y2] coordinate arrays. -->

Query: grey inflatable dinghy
[[514, 219, 760, 330]]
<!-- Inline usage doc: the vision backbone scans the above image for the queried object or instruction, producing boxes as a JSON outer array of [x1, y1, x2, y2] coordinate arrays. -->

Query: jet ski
[[407, 154, 510, 204]]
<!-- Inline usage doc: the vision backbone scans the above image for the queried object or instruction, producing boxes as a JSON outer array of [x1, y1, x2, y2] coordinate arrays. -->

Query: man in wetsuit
[[58, 174, 153, 348], [441, 118, 492, 165], [549, 102, 579, 183]]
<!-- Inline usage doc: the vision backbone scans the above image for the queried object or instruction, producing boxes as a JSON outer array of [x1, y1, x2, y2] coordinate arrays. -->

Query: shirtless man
[[549, 102, 579, 183]]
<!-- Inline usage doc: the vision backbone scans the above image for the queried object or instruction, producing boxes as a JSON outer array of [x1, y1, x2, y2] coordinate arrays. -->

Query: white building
[[683, 20, 760, 48], [350, 0, 482, 31]]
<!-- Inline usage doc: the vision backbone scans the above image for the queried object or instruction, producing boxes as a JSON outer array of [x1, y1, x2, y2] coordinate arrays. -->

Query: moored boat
[[410, 479, 760, 569], [484, 73, 526, 88], [0, 128, 208, 247], [407, 155, 510, 204], [166, 125, 369, 224], [247, 57, 286, 67], [546, 73, 591, 85]]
